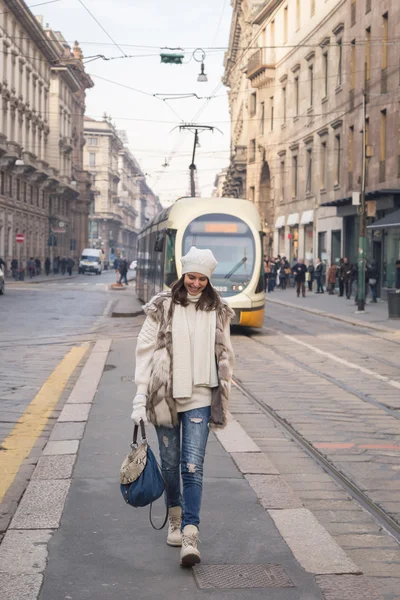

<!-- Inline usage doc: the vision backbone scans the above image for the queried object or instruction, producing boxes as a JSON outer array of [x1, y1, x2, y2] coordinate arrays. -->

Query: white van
[[79, 249, 102, 275]]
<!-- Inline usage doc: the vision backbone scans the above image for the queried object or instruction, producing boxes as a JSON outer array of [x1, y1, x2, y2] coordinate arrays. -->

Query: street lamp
[[197, 62, 208, 83], [194, 48, 208, 83]]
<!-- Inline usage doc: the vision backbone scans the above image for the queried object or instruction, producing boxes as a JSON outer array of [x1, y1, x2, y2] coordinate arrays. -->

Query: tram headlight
[[232, 285, 236, 291], [238, 285, 244, 291]]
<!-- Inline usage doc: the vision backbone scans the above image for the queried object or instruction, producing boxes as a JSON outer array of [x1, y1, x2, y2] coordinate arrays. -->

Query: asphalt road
[[0, 270, 117, 445]]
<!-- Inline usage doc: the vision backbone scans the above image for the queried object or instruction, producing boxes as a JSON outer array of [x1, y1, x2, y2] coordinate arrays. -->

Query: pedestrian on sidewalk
[[307, 260, 315, 292], [268, 258, 277, 292], [131, 246, 235, 568], [327, 263, 337, 294], [315, 258, 324, 293], [11, 258, 18, 280], [367, 260, 379, 303], [60, 257, 67, 275], [342, 258, 353, 299], [27, 257, 35, 279], [67, 257, 74, 276], [292, 258, 307, 297], [263, 258, 270, 292], [118, 259, 128, 285], [45, 257, 51, 276], [280, 256, 290, 290], [35, 258, 41, 276], [338, 258, 345, 297], [53, 256, 59, 275]]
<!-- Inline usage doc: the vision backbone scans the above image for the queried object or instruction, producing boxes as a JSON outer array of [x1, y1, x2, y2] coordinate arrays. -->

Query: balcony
[[247, 48, 275, 88], [0, 141, 22, 169]]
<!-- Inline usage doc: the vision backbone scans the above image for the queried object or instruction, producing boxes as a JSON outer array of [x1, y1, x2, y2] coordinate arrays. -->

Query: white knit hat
[[181, 246, 218, 279]]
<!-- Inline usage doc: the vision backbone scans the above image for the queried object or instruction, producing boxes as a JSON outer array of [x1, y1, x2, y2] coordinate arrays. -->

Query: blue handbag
[[120, 421, 168, 529]]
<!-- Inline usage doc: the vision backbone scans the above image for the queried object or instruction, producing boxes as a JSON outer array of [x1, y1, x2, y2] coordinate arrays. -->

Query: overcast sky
[[34, 0, 233, 205]]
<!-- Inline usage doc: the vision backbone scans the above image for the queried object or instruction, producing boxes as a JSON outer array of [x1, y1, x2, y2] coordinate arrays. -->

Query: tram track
[[265, 314, 400, 372], [233, 371, 400, 544]]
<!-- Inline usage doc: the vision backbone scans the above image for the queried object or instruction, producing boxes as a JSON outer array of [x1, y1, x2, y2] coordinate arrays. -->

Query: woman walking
[[131, 247, 235, 567]]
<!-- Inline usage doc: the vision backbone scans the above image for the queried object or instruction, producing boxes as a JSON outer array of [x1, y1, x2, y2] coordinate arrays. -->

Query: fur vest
[[143, 291, 234, 430]]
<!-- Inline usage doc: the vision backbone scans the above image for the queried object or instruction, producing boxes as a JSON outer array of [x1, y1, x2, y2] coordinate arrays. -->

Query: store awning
[[367, 209, 400, 230], [287, 212, 300, 226], [300, 210, 314, 225], [275, 216, 285, 229]]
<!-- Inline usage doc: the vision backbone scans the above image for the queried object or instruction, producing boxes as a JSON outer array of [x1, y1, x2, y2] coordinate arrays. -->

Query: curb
[[6, 274, 80, 285], [267, 297, 399, 335], [111, 309, 143, 318]]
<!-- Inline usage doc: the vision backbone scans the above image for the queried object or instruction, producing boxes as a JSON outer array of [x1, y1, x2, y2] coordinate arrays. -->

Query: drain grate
[[193, 564, 294, 590], [103, 364, 116, 371]]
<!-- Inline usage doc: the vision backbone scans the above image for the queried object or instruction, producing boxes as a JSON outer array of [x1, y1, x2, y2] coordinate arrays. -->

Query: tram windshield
[[182, 214, 255, 297]]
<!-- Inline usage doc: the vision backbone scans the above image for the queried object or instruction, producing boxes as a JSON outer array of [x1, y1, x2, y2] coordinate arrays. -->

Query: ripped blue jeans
[[155, 406, 211, 529]]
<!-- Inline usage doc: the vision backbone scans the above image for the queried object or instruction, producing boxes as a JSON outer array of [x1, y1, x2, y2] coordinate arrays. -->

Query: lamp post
[[357, 90, 367, 312]]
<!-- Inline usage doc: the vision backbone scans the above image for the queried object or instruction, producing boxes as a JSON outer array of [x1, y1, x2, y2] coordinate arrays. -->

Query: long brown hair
[[171, 275, 221, 311]]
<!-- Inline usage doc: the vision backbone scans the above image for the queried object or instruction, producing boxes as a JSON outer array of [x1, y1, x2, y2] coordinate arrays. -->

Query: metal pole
[[357, 90, 367, 312], [189, 129, 198, 198]]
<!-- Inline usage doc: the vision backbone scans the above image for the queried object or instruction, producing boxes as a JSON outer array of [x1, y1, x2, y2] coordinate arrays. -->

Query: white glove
[[131, 394, 148, 425]]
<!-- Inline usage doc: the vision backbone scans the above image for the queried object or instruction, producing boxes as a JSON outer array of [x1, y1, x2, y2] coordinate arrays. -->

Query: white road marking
[[284, 333, 400, 390]]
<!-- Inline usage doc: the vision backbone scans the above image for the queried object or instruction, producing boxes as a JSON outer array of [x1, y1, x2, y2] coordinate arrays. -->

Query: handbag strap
[[132, 420, 146, 446], [149, 457, 169, 531]]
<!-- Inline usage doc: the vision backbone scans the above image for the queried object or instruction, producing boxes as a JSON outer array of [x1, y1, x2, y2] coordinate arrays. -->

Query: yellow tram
[[136, 197, 266, 327]]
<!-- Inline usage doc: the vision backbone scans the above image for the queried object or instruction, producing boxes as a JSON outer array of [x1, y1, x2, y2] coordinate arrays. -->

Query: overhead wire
[[76, 0, 127, 57]]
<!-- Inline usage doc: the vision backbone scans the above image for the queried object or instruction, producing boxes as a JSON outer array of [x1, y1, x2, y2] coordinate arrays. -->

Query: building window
[[270, 96, 274, 131], [8, 175, 12, 197], [282, 87, 287, 125], [283, 6, 288, 43], [351, 0, 356, 27], [30, 185, 33, 204], [260, 102, 265, 134], [382, 13, 388, 70], [350, 40, 356, 90], [88, 137, 98, 146], [365, 27, 371, 87], [292, 155, 298, 197], [366, 0, 371, 13], [249, 139, 256, 163], [306, 148, 313, 194], [0, 171, 4, 196], [250, 92, 257, 117], [335, 134, 341, 185], [16, 179, 20, 201], [280, 160, 285, 202], [320, 141, 327, 190], [380, 109, 387, 182], [323, 52, 329, 98], [296, 0, 300, 31], [309, 65, 314, 107], [337, 40, 343, 87], [89, 152, 96, 167], [348, 126, 354, 189], [23, 182, 27, 202], [249, 186, 255, 203], [310, 0, 315, 17], [36, 187, 40, 206], [294, 77, 299, 117]]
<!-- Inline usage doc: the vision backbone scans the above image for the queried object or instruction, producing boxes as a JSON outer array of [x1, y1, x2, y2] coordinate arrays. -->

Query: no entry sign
[[16, 233, 25, 243]]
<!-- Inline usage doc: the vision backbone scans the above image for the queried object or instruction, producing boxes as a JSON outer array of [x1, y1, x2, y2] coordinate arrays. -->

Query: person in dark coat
[[341, 258, 353, 299], [60, 257, 67, 275], [327, 263, 338, 294], [67, 258, 74, 276], [338, 258, 345, 297], [45, 257, 51, 276], [315, 258, 324, 293], [292, 258, 308, 298], [11, 258, 18, 280], [27, 257, 35, 279], [118, 259, 128, 285], [35, 258, 41, 276], [367, 260, 379, 303], [280, 257, 290, 290], [307, 260, 315, 292], [53, 256, 59, 275]]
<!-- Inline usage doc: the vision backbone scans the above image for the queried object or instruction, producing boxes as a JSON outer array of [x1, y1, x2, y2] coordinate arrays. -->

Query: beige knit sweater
[[135, 298, 234, 413]]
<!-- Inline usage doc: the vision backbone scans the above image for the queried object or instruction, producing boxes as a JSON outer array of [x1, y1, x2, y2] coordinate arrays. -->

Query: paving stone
[[42, 440, 79, 455], [215, 420, 260, 453], [368, 577, 400, 599], [334, 534, 400, 549], [304, 500, 358, 511], [246, 475, 303, 509], [0, 574, 43, 600], [66, 349, 108, 404], [315, 574, 384, 600], [10, 480, 70, 529], [0, 529, 52, 574], [57, 403, 91, 422], [322, 522, 383, 536], [231, 452, 280, 475], [297, 491, 351, 500], [269, 508, 360, 575], [49, 422, 85, 441], [32, 455, 75, 480]]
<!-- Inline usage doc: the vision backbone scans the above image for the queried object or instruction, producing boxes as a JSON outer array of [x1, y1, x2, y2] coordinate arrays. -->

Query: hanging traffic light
[[160, 52, 184, 64]]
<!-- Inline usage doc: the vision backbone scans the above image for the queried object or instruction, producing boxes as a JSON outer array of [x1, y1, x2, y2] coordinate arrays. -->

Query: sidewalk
[[6, 272, 79, 284], [0, 330, 385, 600], [267, 287, 400, 332], [110, 282, 143, 317]]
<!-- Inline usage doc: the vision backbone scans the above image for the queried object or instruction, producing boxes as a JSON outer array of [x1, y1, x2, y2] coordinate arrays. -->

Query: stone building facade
[[84, 119, 160, 263], [0, 0, 93, 270], [224, 0, 400, 289]]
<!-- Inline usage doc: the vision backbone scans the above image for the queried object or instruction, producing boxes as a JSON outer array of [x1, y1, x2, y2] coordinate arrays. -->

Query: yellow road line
[[0, 345, 88, 503]]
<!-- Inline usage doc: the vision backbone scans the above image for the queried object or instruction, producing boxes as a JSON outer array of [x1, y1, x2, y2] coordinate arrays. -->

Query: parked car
[[0, 267, 5, 295]]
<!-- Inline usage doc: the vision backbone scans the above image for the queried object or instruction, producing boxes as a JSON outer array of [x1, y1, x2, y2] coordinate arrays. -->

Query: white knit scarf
[[172, 295, 218, 399]]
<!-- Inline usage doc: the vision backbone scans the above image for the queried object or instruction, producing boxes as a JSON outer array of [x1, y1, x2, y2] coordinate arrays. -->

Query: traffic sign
[[16, 233, 25, 243]]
